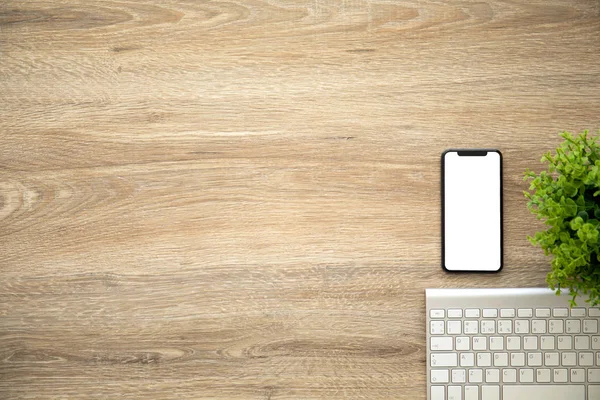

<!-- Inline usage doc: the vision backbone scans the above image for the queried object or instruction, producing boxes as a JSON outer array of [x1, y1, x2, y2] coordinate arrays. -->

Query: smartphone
[[441, 149, 503, 272]]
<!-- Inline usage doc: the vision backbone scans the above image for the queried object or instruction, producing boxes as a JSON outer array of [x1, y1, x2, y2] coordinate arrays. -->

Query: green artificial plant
[[524, 131, 600, 306]]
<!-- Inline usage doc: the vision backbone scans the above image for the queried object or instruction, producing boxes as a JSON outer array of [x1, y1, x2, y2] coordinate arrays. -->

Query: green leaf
[[564, 183, 578, 197], [571, 217, 584, 230], [578, 211, 589, 221]]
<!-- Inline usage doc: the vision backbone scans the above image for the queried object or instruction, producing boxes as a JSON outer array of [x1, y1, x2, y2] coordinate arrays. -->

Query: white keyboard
[[426, 288, 600, 400]]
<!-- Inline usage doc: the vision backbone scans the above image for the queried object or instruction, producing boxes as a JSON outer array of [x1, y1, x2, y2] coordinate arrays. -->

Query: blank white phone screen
[[443, 151, 501, 271]]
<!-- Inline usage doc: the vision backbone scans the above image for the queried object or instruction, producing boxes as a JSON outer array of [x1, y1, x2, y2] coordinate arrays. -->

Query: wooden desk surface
[[2, 1, 600, 398]]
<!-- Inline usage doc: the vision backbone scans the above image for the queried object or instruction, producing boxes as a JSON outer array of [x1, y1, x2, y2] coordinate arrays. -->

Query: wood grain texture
[[1, 0, 600, 398]]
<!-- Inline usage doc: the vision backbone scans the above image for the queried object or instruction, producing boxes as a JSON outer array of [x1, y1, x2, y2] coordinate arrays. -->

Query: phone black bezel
[[441, 149, 503, 273]]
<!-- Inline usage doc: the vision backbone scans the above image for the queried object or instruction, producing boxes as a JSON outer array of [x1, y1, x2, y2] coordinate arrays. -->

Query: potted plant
[[524, 130, 600, 306]]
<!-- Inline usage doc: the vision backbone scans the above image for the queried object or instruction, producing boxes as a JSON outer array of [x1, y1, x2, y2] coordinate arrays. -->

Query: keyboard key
[[447, 321, 462, 335], [580, 352, 594, 366], [465, 309, 480, 318], [527, 352, 542, 366], [590, 369, 600, 383], [473, 337, 487, 351], [531, 319, 546, 334], [514, 320, 530, 334], [593, 336, 600, 350], [464, 386, 478, 400], [518, 308, 533, 318], [477, 352, 492, 367], [483, 309, 497, 318], [481, 385, 499, 400], [575, 335, 590, 350], [523, 336, 538, 350], [430, 309, 444, 318], [447, 385, 461, 400], [460, 353, 475, 367], [430, 369, 449, 383], [584, 319, 599, 334], [469, 369, 483, 383], [486, 369, 500, 383], [553, 368, 568, 383], [489, 337, 503, 351], [431, 353, 458, 367], [431, 337, 453, 351], [503, 385, 584, 399], [431, 385, 444, 400], [562, 352, 577, 366], [503, 368, 517, 383], [535, 308, 551, 317], [510, 352, 525, 367], [464, 320, 479, 334], [566, 320, 581, 333], [430, 321, 444, 335], [590, 386, 600, 400], [549, 319, 564, 334], [590, 307, 600, 317], [481, 320, 495, 334], [497, 320, 512, 334], [448, 309, 463, 318], [455, 336, 469, 351], [536, 368, 551, 383], [553, 308, 569, 317], [500, 308, 515, 318], [571, 308, 586, 317], [506, 336, 521, 350], [519, 368, 534, 383], [493, 352, 508, 367], [544, 352, 559, 366], [452, 369, 466, 383], [571, 368, 585, 383], [558, 336, 573, 350], [502, 368, 517, 383], [541, 336, 555, 350]]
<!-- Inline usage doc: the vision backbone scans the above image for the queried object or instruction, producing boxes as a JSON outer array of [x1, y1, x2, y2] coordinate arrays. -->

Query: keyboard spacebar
[[503, 385, 585, 400]]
